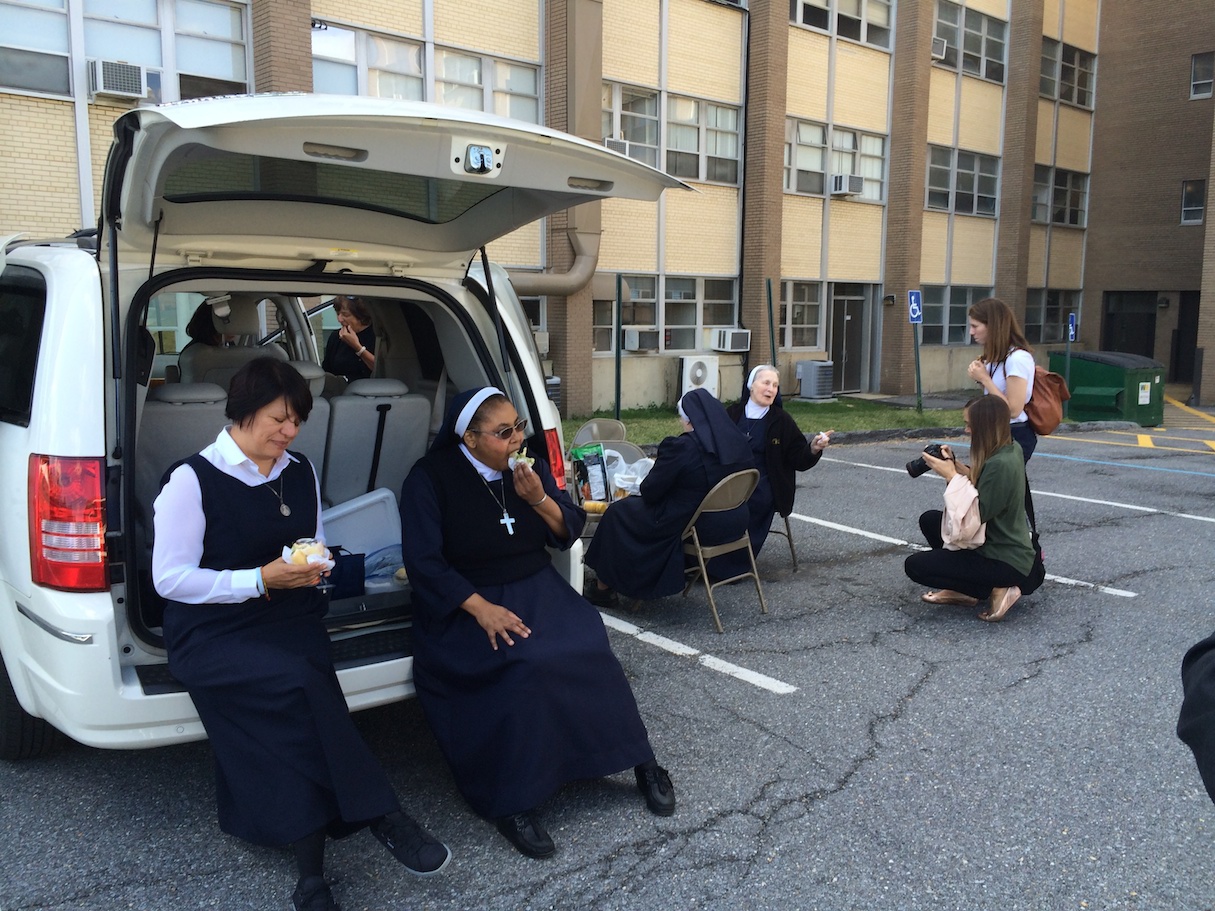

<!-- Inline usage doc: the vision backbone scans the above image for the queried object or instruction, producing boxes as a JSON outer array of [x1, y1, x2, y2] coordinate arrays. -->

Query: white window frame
[[661, 276, 738, 353], [780, 280, 823, 350], [785, 119, 827, 195], [603, 83, 660, 169], [665, 95, 740, 185], [831, 127, 886, 201], [312, 23, 424, 101], [1051, 168, 1088, 227], [1041, 38, 1095, 108], [926, 145, 999, 217], [1025, 289, 1078, 344], [934, 0, 1006, 84], [0, 0, 72, 97], [921, 285, 991, 346], [1182, 179, 1207, 225], [790, 0, 892, 50], [1192, 52, 1214, 100]]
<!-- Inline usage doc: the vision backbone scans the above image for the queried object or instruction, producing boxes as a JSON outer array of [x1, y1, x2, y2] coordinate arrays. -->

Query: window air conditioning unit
[[931, 37, 949, 61], [88, 59, 148, 100], [604, 137, 631, 155], [680, 355, 720, 398], [622, 328, 660, 351], [712, 328, 752, 352], [532, 330, 550, 357], [830, 174, 865, 196]]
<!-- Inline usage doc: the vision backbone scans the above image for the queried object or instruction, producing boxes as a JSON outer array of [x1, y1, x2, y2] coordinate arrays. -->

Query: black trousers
[[1011, 421, 1037, 461], [904, 509, 1031, 600]]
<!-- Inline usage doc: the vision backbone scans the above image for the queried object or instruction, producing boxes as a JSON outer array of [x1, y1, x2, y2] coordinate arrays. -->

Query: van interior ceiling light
[[204, 294, 231, 321]]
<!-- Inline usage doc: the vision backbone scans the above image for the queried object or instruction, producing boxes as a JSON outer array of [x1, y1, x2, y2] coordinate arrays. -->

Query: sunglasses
[[470, 418, 528, 440]]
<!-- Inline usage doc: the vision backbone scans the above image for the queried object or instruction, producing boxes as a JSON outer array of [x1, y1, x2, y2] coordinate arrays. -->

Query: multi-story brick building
[[2, 0, 1213, 411]]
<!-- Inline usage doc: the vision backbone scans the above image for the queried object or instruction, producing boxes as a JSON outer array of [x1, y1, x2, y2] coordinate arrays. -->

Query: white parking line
[[1036, 490, 1215, 524], [788, 513, 1139, 598], [599, 612, 798, 695]]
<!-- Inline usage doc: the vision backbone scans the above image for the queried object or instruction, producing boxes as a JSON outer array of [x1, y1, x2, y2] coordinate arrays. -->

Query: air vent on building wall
[[931, 36, 949, 61], [604, 137, 631, 155], [830, 174, 864, 196], [87, 59, 147, 100]]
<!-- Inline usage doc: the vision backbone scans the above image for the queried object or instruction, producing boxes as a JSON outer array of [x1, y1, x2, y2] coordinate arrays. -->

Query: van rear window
[[159, 144, 502, 225], [0, 265, 46, 428]]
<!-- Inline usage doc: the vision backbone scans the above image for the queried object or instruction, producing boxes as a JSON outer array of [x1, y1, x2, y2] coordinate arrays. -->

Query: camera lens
[[906, 456, 931, 478]]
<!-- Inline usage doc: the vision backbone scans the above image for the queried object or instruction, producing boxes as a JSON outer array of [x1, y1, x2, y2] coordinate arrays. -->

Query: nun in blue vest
[[586, 386, 754, 602], [399, 386, 675, 860]]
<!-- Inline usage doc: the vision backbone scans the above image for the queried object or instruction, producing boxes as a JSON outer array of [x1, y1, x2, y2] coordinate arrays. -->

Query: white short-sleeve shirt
[[986, 348, 1036, 423]]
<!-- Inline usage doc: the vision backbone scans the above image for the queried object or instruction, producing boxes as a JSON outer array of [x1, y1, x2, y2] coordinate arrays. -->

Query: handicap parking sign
[[908, 290, 923, 324], [1068, 312, 1077, 342]]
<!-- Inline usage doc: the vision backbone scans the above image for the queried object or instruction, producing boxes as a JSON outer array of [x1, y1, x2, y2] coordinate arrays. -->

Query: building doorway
[[1102, 291, 1157, 358], [1171, 290, 1200, 382], [829, 283, 866, 393]]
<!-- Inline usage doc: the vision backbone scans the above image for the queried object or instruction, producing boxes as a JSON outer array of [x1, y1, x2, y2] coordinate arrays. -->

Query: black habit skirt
[[411, 564, 655, 819]]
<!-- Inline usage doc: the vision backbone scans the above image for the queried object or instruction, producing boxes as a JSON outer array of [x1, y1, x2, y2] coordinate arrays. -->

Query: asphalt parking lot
[[3, 414, 1215, 911]]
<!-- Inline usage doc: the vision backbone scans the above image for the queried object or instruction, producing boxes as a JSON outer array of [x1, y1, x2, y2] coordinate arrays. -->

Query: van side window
[[0, 265, 47, 427]]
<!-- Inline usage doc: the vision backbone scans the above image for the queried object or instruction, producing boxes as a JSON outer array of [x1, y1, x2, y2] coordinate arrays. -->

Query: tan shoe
[[979, 586, 1021, 622]]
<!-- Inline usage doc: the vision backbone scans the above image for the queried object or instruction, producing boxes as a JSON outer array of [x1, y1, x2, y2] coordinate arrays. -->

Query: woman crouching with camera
[[904, 396, 1037, 622]]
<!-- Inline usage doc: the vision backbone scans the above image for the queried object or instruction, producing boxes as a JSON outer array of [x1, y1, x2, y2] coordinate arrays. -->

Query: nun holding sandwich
[[398, 387, 675, 860]]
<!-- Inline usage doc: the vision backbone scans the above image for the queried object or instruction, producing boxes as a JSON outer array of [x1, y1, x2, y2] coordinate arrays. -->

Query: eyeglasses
[[470, 418, 528, 440]]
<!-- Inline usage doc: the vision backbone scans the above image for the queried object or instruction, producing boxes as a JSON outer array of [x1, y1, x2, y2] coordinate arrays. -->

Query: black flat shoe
[[292, 876, 339, 911], [495, 812, 555, 858], [635, 761, 676, 816], [371, 812, 452, 876], [585, 584, 617, 607]]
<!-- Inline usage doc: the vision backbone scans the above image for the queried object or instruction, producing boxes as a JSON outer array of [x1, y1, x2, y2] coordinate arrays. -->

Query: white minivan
[[0, 94, 679, 759]]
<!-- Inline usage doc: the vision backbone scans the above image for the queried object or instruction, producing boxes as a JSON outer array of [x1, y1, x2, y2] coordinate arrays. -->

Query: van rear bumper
[[1, 585, 415, 751]]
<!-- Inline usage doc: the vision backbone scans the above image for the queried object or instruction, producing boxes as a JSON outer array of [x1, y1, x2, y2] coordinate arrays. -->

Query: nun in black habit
[[585, 386, 754, 602], [398, 387, 675, 859], [152, 358, 450, 911]]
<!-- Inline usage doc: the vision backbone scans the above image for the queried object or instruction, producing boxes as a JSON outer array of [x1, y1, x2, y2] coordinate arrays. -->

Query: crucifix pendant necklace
[[265, 475, 291, 517], [480, 476, 515, 535]]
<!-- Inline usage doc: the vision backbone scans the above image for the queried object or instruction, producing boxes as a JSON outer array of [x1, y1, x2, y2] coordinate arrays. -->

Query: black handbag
[[327, 546, 365, 600]]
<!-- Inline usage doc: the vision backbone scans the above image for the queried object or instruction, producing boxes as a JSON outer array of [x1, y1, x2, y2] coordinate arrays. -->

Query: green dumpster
[[1048, 350, 1165, 427]]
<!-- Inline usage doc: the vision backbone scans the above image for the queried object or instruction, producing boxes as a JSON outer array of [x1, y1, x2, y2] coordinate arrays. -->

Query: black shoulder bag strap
[[367, 402, 391, 492]]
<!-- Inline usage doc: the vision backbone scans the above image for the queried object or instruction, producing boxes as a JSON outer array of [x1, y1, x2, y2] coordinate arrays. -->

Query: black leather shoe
[[292, 876, 339, 911], [585, 583, 616, 607], [495, 812, 555, 858], [635, 761, 676, 816]]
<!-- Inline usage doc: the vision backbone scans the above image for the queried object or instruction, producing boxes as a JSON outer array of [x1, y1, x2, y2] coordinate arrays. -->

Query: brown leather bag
[[1024, 366, 1071, 435]]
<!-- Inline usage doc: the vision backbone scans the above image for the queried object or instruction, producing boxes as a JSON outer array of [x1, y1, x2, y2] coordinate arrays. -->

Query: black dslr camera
[[906, 443, 948, 478]]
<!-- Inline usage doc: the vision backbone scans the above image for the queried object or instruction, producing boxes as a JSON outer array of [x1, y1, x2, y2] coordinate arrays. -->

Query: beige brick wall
[[88, 101, 131, 220], [966, 0, 1008, 19], [600, 197, 660, 271], [312, 0, 424, 38], [920, 211, 949, 283], [780, 195, 823, 277], [786, 29, 828, 121], [603, 0, 660, 87], [826, 201, 882, 279], [1042, 0, 1061, 39], [1, 97, 80, 236], [435, 0, 539, 60], [1054, 105, 1092, 171], [486, 222, 542, 267], [663, 185, 738, 273], [927, 67, 956, 146], [668, 0, 743, 102], [1048, 227, 1084, 286], [1061, 0, 1099, 50], [1028, 224, 1049, 285], [1035, 99, 1055, 163], [958, 78, 1003, 155], [833, 42, 890, 134], [950, 216, 996, 285]]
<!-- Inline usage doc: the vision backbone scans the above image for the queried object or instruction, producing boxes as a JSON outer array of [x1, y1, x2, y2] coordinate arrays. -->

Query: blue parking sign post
[[909, 291, 923, 413], [1064, 311, 1077, 417]]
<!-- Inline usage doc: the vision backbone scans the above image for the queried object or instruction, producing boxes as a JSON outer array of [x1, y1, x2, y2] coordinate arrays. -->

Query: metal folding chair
[[681, 469, 768, 633], [765, 513, 799, 572], [572, 418, 627, 447]]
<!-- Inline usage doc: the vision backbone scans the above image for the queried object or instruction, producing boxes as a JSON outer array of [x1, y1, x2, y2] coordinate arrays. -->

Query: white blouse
[[152, 428, 325, 605]]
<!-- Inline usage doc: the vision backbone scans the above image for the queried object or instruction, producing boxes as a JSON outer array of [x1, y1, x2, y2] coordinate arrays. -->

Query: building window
[[934, 0, 1006, 84], [314, 24, 424, 100], [1025, 289, 1078, 344], [663, 277, 737, 351], [832, 128, 886, 201], [785, 120, 827, 195], [174, 0, 248, 99], [434, 50, 539, 122], [780, 281, 822, 349], [1, 1, 71, 95], [620, 275, 658, 329], [927, 146, 998, 216], [666, 96, 740, 184], [1193, 52, 1214, 99], [1035, 167, 1088, 227], [922, 285, 990, 345], [1040, 38, 1095, 108], [789, 0, 891, 49], [603, 83, 660, 168], [1182, 179, 1207, 224]]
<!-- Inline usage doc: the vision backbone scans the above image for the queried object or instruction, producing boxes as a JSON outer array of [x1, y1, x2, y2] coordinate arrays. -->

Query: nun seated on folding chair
[[709, 365, 831, 578], [585, 388, 754, 606]]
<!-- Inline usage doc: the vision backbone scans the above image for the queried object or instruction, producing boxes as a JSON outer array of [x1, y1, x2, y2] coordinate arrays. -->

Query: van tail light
[[544, 428, 567, 490], [28, 455, 108, 592]]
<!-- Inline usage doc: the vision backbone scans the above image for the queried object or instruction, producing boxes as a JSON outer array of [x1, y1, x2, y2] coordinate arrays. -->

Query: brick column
[[738, 0, 789, 375], [251, 0, 313, 93], [880, 0, 934, 394]]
